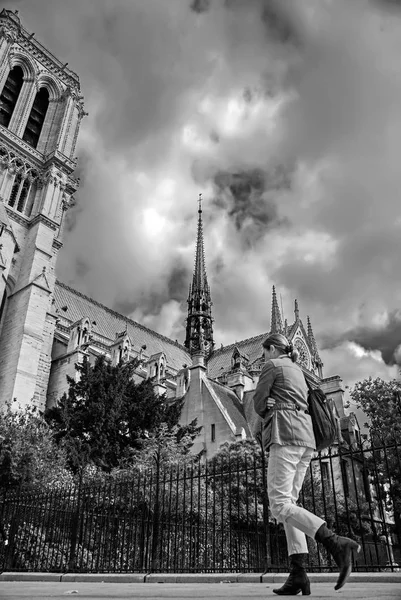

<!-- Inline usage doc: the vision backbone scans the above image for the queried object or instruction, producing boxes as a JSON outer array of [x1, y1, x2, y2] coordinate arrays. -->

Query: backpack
[[305, 378, 338, 452]]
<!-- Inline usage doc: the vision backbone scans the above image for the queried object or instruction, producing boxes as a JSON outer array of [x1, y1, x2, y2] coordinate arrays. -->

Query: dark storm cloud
[[191, 0, 303, 51], [190, 0, 211, 14], [373, 0, 401, 7], [168, 264, 190, 303], [78, 5, 195, 153], [112, 298, 137, 316], [260, 0, 301, 46], [113, 262, 190, 318], [276, 261, 339, 307], [212, 167, 291, 245], [211, 254, 225, 276], [214, 169, 271, 231], [63, 204, 83, 235], [75, 258, 90, 278], [136, 291, 167, 317], [223, 0, 302, 48], [321, 310, 401, 366]]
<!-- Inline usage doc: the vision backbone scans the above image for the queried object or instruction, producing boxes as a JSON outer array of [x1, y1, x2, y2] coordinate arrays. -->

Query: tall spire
[[270, 286, 283, 334], [184, 194, 214, 357], [191, 193, 208, 297]]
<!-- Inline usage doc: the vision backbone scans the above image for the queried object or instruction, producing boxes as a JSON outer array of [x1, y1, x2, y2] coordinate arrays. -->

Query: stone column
[[0, 31, 15, 91], [37, 97, 63, 155], [9, 76, 37, 136]]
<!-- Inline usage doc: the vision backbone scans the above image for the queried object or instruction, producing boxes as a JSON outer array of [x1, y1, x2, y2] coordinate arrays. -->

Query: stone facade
[[0, 9, 85, 411]]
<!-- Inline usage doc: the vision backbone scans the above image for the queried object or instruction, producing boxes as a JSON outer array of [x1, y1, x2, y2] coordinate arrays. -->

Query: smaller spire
[[307, 315, 323, 368], [294, 298, 299, 321], [271, 285, 283, 333], [307, 316, 317, 352], [198, 192, 202, 214]]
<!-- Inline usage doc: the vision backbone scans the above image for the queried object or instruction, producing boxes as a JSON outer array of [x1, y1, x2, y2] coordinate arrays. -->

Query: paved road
[[0, 582, 400, 600]]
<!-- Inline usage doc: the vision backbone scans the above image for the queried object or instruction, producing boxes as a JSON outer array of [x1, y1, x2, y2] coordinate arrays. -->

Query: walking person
[[254, 333, 360, 595]]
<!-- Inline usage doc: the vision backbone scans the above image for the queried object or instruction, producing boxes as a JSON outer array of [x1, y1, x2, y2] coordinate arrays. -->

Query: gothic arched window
[[23, 87, 49, 148], [8, 173, 22, 208], [82, 326, 89, 345], [8, 173, 37, 215], [16, 178, 30, 212], [0, 66, 23, 128]]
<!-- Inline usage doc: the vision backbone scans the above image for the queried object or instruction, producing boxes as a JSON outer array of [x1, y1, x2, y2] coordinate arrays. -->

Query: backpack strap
[[304, 376, 315, 392]]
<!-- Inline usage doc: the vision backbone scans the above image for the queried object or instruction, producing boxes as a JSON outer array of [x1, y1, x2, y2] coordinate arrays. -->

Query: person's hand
[[266, 397, 276, 409]]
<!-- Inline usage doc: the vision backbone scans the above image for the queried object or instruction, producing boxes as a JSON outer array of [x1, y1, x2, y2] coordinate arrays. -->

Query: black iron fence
[[0, 438, 400, 573]]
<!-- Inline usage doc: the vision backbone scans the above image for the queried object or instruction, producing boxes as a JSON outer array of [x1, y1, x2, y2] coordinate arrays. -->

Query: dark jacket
[[253, 355, 316, 451]]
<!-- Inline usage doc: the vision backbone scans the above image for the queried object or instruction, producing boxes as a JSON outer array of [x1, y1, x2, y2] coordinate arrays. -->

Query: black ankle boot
[[315, 523, 361, 590], [273, 553, 311, 596]]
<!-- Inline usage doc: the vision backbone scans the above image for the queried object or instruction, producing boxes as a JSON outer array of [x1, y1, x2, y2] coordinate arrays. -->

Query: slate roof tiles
[[206, 378, 252, 437], [54, 281, 191, 372], [207, 333, 268, 379]]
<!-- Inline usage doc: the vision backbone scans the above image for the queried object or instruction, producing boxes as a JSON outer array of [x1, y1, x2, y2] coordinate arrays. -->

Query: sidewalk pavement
[[0, 580, 400, 600], [0, 573, 400, 600]]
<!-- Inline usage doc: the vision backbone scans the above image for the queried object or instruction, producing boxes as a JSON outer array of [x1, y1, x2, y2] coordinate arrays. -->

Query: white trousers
[[267, 443, 325, 556]]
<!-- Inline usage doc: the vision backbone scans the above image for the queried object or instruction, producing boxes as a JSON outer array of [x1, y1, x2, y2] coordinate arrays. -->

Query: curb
[[144, 573, 261, 583], [62, 573, 146, 583], [262, 572, 401, 584], [0, 571, 400, 584], [0, 572, 63, 582]]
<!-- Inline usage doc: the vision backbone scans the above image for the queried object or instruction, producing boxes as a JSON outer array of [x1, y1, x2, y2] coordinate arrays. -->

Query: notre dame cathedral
[[0, 9, 359, 458]]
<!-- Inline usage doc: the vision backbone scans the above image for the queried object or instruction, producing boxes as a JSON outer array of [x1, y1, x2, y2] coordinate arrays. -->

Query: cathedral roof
[[207, 332, 268, 379], [206, 378, 252, 437], [54, 281, 191, 372]]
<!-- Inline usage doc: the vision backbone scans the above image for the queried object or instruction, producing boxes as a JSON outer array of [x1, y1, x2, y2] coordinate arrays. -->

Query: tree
[[45, 355, 198, 473], [350, 377, 401, 555], [126, 422, 201, 472], [0, 402, 71, 491], [350, 377, 401, 438]]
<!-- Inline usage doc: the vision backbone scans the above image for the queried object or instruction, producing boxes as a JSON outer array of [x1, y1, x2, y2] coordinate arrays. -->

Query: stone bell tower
[[0, 9, 86, 410]]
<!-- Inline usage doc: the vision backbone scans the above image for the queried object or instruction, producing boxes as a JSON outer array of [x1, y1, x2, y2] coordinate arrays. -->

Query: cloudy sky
[[7, 0, 401, 419]]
